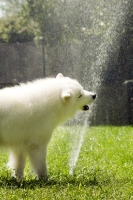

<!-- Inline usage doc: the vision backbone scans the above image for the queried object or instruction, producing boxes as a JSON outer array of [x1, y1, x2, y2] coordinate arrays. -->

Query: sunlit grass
[[0, 126, 133, 199]]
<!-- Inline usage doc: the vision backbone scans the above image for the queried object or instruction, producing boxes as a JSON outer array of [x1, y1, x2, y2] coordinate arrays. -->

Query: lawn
[[0, 126, 133, 199]]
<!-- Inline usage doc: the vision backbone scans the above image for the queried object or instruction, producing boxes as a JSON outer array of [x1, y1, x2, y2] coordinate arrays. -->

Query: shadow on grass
[[0, 174, 108, 189], [0, 168, 125, 189]]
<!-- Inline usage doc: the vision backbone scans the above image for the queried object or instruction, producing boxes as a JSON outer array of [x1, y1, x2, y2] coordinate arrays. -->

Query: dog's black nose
[[92, 94, 96, 99]]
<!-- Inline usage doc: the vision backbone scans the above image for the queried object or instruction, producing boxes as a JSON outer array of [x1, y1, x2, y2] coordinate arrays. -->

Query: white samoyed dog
[[0, 73, 96, 180]]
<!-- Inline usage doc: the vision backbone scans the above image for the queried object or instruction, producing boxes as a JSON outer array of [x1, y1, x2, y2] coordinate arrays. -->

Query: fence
[[0, 42, 132, 125], [90, 83, 133, 125], [0, 42, 43, 83]]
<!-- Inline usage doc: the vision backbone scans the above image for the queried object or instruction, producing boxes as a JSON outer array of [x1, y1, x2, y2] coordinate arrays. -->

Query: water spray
[[68, 0, 131, 175], [69, 114, 88, 175]]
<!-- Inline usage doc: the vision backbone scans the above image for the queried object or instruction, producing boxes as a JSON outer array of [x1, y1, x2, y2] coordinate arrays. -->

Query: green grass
[[0, 126, 133, 199]]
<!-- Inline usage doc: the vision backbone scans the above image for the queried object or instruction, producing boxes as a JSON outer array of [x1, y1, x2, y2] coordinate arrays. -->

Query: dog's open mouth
[[83, 105, 89, 111]]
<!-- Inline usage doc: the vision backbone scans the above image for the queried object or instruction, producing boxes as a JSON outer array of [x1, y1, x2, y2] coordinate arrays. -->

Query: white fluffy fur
[[0, 73, 96, 180]]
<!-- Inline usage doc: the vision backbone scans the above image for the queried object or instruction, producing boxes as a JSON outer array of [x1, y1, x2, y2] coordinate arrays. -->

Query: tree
[[26, 0, 65, 46], [26, 0, 69, 76]]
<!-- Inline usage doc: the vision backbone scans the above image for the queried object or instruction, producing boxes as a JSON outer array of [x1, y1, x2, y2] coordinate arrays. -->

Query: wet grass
[[0, 126, 133, 199]]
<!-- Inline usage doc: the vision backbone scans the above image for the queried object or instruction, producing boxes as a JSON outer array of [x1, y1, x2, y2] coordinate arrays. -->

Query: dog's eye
[[78, 94, 82, 98]]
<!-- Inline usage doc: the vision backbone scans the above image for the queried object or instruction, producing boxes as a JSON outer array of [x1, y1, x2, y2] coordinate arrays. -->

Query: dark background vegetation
[[0, 0, 133, 125]]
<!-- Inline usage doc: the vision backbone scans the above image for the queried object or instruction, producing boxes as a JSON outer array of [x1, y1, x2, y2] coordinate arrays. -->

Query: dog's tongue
[[83, 105, 89, 111]]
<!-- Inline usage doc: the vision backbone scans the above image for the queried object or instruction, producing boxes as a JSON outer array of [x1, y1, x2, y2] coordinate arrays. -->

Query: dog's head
[[56, 73, 96, 111]]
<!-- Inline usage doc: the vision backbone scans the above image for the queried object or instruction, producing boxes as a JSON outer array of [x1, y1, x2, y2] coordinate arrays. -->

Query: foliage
[[0, 126, 133, 199], [0, 16, 34, 43], [0, 0, 34, 43], [0, 0, 122, 44], [0, 0, 132, 44]]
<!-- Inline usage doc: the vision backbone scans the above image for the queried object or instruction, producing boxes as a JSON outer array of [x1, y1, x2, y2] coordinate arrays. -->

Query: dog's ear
[[61, 92, 71, 103], [56, 73, 64, 78]]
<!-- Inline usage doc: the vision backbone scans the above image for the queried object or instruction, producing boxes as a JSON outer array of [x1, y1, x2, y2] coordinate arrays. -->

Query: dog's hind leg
[[7, 150, 26, 181]]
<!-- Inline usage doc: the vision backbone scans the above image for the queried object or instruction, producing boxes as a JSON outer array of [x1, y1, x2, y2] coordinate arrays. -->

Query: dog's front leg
[[28, 144, 48, 180]]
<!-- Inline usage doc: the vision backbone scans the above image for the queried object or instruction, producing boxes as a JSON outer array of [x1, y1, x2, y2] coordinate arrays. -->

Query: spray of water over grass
[[68, 0, 131, 175]]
